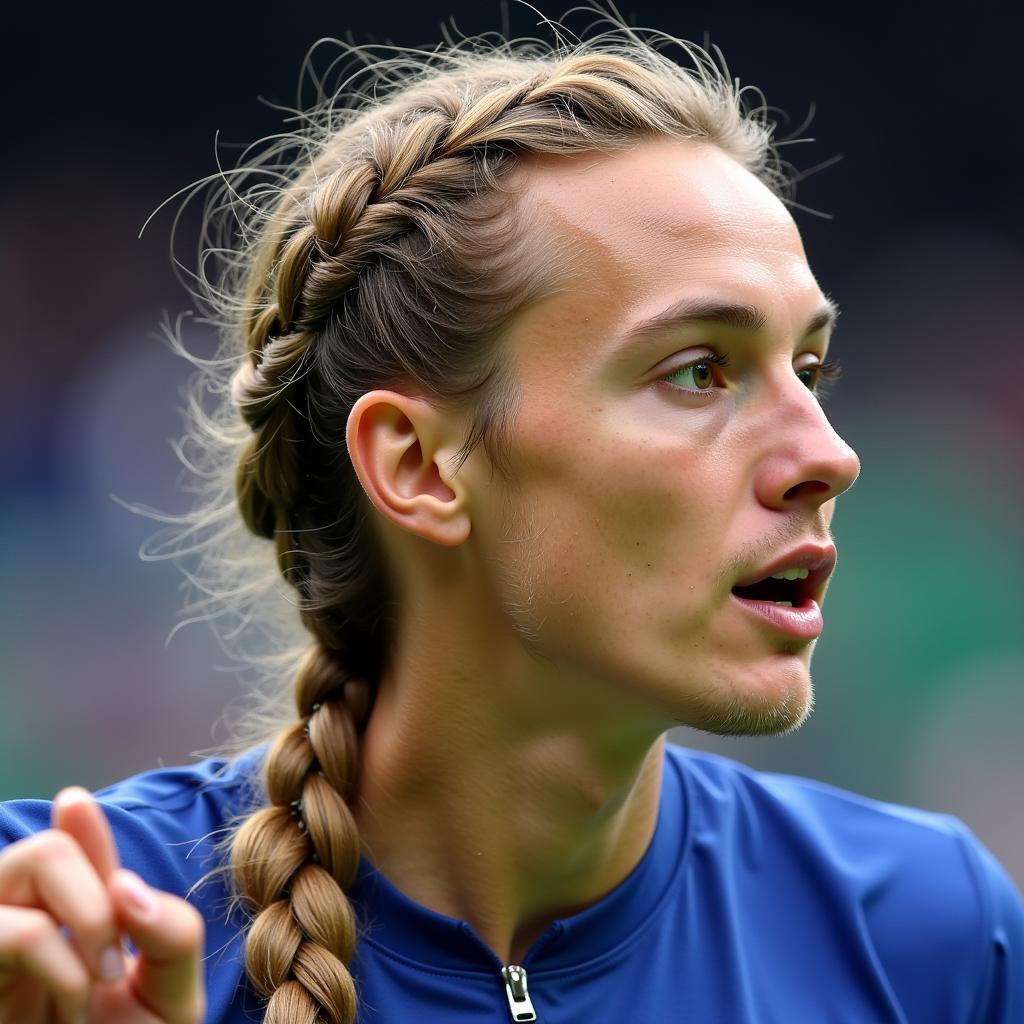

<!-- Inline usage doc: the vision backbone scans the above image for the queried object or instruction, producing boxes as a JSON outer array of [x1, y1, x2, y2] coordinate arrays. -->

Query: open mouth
[[729, 557, 833, 608], [728, 550, 834, 639], [730, 575, 810, 607]]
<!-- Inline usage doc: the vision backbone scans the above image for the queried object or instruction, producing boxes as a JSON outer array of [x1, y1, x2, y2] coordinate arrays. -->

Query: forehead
[[510, 138, 817, 349]]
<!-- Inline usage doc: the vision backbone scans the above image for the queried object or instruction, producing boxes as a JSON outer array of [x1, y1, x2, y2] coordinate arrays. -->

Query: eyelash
[[658, 353, 844, 402]]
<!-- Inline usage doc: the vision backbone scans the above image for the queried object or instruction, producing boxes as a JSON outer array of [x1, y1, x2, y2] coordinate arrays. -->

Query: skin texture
[[345, 136, 861, 966]]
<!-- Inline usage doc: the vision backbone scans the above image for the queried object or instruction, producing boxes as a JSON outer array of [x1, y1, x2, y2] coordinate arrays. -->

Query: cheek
[[512, 408, 723, 604]]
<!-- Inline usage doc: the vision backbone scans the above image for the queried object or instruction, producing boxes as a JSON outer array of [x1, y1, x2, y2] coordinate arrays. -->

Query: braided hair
[[140, 9, 804, 1023]]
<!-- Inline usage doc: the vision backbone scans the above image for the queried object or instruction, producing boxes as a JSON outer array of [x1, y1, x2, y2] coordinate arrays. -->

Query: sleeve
[[771, 776, 1024, 1024], [0, 759, 248, 896], [950, 820, 1024, 1024], [0, 794, 200, 902], [1, 797, 57, 847]]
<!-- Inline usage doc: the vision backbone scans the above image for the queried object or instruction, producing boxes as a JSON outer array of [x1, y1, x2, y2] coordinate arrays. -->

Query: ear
[[346, 390, 472, 547]]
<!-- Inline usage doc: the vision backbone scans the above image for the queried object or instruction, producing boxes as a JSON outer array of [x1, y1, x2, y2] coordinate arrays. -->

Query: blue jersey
[[2, 740, 1021, 1023]]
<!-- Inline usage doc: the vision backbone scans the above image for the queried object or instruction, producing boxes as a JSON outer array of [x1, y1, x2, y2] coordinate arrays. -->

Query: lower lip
[[730, 593, 824, 639]]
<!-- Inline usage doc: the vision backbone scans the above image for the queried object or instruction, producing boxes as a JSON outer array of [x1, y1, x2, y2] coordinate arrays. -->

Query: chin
[[682, 673, 815, 738]]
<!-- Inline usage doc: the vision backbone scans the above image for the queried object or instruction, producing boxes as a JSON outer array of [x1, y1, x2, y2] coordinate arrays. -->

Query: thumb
[[108, 869, 207, 1024]]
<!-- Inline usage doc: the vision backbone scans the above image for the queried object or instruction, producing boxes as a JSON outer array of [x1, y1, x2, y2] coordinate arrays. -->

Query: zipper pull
[[501, 964, 538, 1022]]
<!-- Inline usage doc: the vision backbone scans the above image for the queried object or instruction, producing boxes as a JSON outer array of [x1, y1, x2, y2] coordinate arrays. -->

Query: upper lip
[[731, 543, 838, 604]]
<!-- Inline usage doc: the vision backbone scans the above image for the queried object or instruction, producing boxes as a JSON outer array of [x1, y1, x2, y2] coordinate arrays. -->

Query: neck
[[350, 612, 668, 966]]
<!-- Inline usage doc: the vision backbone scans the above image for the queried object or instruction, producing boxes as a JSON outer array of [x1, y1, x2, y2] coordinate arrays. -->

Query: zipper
[[500, 964, 537, 1022]]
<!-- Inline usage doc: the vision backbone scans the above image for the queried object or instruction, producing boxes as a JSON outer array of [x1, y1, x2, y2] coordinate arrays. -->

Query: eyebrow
[[615, 294, 840, 357]]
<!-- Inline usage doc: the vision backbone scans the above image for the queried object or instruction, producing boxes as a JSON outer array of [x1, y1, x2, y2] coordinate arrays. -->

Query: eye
[[796, 358, 843, 401], [658, 353, 731, 395]]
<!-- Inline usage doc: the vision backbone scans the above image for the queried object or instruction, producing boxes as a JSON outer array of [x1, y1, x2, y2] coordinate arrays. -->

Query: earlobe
[[346, 390, 472, 547]]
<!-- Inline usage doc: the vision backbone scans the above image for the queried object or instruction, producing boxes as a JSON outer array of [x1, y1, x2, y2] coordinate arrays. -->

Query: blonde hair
[[126, 5, 815, 1021]]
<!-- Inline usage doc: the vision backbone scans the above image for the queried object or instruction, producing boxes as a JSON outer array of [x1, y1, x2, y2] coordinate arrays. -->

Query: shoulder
[[667, 739, 992, 857], [665, 742, 1024, 1022], [0, 744, 270, 898]]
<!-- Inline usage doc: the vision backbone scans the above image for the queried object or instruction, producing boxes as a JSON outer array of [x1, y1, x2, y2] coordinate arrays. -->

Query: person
[[2, 10, 1022, 1024]]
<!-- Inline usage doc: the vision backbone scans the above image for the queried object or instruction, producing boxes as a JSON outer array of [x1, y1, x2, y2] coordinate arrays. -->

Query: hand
[[0, 786, 207, 1023]]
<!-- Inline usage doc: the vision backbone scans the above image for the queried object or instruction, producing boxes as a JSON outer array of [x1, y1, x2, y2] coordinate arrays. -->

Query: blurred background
[[1, 0, 1021, 891]]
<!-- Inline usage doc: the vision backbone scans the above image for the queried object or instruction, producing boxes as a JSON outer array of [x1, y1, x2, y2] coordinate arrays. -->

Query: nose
[[753, 378, 861, 511]]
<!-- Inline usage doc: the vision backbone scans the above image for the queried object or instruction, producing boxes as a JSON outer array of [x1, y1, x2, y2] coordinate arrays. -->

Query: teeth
[[773, 601, 794, 607], [769, 567, 809, 581]]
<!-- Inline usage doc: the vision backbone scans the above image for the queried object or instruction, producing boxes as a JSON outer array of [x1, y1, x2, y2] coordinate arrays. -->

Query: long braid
[[230, 645, 370, 1023], [158, 27, 795, 1024]]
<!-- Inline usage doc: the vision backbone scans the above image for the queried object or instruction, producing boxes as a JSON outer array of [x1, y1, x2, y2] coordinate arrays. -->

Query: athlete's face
[[482, 137, 861, 736]]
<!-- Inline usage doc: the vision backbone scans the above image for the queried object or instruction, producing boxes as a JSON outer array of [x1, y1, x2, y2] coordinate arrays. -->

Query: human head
[[155, 11, 855, 1023], [364, 134, 857, 743]]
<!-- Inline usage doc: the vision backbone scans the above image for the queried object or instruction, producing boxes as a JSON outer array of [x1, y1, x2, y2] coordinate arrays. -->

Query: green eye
[[661, 353, 731, 393]]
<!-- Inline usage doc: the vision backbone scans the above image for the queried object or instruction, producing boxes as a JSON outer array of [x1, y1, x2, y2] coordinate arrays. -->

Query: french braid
[[160, 16, 802, 1024]]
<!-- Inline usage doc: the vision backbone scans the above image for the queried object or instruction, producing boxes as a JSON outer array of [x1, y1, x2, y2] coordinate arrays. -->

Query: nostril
[[784, 480, 832, 500]]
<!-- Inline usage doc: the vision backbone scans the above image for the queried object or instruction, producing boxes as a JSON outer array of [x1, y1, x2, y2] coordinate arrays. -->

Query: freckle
[[646, 562, 652, 568]]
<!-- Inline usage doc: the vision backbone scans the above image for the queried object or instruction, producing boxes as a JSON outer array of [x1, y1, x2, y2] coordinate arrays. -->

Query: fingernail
[[100, 943, 125, 982], [118, 870, 157, 917], [55, 786, 91, 808]]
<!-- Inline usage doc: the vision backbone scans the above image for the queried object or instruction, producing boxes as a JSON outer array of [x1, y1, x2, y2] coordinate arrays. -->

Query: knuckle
[[29, 829, 79, 863], [75, 904, 112, 941], [158, 901, 206, 960], [12, 908, 54, 949]]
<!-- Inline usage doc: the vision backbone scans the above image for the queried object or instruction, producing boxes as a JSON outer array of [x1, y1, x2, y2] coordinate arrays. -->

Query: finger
[[0, 831, 126, 985], [0, 905, 91, 1024], [109, 869, 206, 1024], [51, 787, 122, 883]]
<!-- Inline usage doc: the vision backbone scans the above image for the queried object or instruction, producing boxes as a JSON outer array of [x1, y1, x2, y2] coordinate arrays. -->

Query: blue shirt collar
[[345, 742, 690, 973]]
